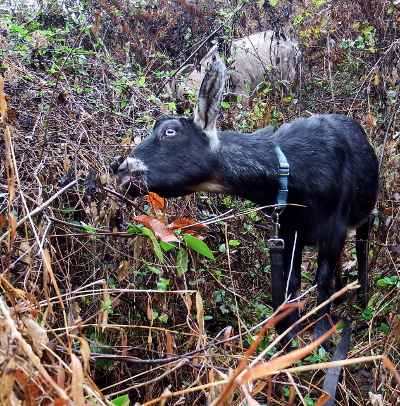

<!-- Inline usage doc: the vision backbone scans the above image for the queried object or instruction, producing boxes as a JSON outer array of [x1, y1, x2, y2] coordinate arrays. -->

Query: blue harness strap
[[274, 145, 290, 211]]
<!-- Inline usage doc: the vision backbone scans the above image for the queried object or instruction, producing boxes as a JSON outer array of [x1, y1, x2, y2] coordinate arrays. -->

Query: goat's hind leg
[[314, 232, 347, 348]]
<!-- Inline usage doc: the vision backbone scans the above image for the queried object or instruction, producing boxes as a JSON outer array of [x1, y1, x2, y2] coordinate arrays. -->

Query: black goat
[[117, 60, 379, 347]]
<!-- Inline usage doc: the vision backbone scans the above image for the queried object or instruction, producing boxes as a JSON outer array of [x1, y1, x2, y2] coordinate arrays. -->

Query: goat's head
[[117, 59, 227, 198]]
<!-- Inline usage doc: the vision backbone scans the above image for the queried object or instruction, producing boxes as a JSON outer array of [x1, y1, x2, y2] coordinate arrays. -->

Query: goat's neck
[[212, 132, 280, 206]]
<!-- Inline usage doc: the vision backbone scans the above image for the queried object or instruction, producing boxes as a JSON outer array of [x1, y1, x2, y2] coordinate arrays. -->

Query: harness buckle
[[268, 237, 285, 249]]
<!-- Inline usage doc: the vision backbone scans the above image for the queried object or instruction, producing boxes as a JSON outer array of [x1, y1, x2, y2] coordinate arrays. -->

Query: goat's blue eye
[[164, 128, 176, 137]]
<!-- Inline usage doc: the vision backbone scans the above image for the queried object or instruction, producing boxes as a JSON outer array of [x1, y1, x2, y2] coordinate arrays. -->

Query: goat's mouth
[[117, 174, 148, 197]]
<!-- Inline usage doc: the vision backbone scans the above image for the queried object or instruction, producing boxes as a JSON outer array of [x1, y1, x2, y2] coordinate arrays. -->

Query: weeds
[[0, 0, 399, 404]]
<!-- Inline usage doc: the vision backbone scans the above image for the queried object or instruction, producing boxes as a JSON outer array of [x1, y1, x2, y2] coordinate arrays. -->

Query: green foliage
[[184, 233, 215, 260], [376, 275, 400, 288], [111, 395, 130, 406]]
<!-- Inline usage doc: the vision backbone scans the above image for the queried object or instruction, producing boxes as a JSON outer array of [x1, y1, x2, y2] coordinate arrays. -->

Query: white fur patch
[[124, 156, 149, 173]]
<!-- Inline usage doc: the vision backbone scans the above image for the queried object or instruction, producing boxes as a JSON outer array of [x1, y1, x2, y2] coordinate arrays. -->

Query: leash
[[268, 145, 290, 310]]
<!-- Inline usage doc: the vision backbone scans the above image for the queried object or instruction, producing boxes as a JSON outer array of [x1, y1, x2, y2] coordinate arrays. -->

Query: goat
[[117, 60, 379, 347], [174, 31, 301, 104]]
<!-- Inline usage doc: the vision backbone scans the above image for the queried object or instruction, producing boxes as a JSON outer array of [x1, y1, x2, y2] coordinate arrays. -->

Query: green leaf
[[176, 248, 189, 275], [221, 102, 230, 108], [103, 298, 112, 311], [157, 278, 170, 291], [184, 234, 215, 260], [378, 323, 389, 335], [269, 0, 278, 6], [126, 223, 143, 233], [138, 77, 146, 85], [111, 395, 130, 406], [141, 227, 164, 263], [160, 241, 177, 251]]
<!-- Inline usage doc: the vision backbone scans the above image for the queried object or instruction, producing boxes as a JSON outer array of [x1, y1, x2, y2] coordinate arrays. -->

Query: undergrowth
[[0, 0, 399, 405]]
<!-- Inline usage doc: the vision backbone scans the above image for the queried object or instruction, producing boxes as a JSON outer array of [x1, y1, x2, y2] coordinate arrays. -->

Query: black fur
[[117, 61, 379, 347]]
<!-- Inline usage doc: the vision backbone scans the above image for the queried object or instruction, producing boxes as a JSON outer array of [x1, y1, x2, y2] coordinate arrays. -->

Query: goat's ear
[[194, 59, 226, 147]]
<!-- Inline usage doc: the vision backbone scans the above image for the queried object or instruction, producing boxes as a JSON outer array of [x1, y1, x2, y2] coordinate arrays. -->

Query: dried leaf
[[368, 392, 383, 406], [184, 292, 192, 316], [77, 336, 91, 374], [160, 387, 172, 406], [196, 292, 204, 349], [8, 213, 17, 245], [42, 250, 55, 317], [134, 215, 179, 243], [18, 241, 31, 268], [165, 330, 174, 356], [70, 354, 85, 406], [0, 76, 7, 124], [147, 192, 167, 223], [223, 326, 233, 351], [168, 218, 206, 231], [238, 325, 339, 383], [206, 369, 231, 406], [315, 394, 330, 406], [366, 114, 377, 128], [0, 214, 6, 230], [116, 260, 129, 280], [391, 314, 400, 344], [0, 357, 16, 405], [147, 192, 166, 211], [54, 399, 69, 406], [21, 316, 49, 358]]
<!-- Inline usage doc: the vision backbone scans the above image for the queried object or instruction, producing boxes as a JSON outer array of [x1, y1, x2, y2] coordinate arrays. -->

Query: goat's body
[[117, 61, 379, 347]]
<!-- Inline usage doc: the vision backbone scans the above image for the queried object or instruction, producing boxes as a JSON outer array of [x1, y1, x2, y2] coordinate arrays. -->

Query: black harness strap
[[269, 145, 289, 309]]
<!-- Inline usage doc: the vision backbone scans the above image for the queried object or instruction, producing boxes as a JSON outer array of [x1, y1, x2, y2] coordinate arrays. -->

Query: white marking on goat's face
[[117, 156, 148, 193], [124, 156, 149, 173]]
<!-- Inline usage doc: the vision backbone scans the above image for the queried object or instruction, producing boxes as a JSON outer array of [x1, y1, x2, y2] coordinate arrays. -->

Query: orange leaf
[[135, 215, 179, 243], [0, 214, 6, 230], [147, 192, 166, 211], [54, 399, 69, 406], [165, 330, 174, 356], [238, 324, 339, 383], [315, 394, 330, 406], [147, 192, 167, 223], [168, 218, 206, 231], [365, 114, 376, 128]]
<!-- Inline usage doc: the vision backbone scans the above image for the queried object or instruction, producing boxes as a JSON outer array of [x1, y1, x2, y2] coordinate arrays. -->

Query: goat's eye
[[164, 128, 176, 137]]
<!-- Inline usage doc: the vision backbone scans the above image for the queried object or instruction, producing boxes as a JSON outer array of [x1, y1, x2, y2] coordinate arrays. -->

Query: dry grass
[[0, 0, 400, 405]]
